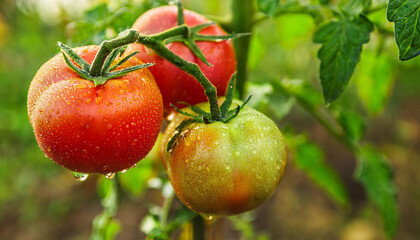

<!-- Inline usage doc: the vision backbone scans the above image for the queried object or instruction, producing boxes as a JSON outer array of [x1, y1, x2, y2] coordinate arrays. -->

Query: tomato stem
[[89, 26, 222, 120], [232, 0, 254, 100], [89, 30, 140, 77]]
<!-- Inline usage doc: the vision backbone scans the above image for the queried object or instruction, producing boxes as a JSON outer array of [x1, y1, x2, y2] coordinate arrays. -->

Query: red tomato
[[27, 46, 163, 174], [127, 5, 236, 111]]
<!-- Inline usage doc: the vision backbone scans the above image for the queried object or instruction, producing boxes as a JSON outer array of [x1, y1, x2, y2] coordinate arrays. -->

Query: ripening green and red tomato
[[28, 45, 163, 174], [127, 5, 236, 111], [161, 102, 287, 216]]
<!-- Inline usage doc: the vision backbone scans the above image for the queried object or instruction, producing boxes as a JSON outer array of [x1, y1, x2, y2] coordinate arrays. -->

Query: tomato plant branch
[[232, 0, 254, 99]]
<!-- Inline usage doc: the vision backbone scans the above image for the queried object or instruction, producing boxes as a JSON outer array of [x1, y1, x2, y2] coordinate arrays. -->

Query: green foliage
[[257, 0, 279, 17], [313, 14, 374, 103], [292, 136, 350, 207], [387, 0, 420, 60], [355, 50, 395, 115], [92, 176, 121, 240], [355, 146, 399, 238]]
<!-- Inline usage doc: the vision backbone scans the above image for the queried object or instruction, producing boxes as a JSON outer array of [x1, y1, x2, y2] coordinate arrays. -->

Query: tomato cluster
[[27, 5, 286, 216]]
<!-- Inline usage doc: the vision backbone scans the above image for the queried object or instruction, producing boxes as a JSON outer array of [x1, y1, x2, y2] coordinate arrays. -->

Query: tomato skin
[[28, 46, 163, 174], [127, 6, 236, 111], [161, 103, 287, 216]]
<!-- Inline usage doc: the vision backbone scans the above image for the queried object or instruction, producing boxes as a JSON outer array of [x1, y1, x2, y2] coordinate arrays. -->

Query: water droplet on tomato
[[85, 124, 90, 129], [121, 169, 128, 173], [199, 213, 215, 221], [95, 146, 100, 152], [130, 122, 136, 126], [107, 124, 113, 129], [73, 172, 89, 181], [105, 172, 116, 179]]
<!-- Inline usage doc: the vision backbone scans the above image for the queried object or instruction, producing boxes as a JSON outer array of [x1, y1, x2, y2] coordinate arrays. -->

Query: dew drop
[[85, 124, 90, 129], [105, 172, 116, 179], [95, 146, 100, 152], [121, 169, 128, 173], [107, 124, 113, 129], [73, 172, 89, 181], [199, 213, 215, 221]]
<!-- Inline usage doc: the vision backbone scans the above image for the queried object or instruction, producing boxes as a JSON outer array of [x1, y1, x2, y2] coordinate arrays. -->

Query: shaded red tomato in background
[[128, 5, 236, 111], [28, 46, 163, 174]]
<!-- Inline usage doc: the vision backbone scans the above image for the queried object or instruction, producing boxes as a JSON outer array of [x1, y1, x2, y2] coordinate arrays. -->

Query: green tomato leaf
[[387, 0, 420, 60], [294, 140, 349, 207], [257, 0, 279, 17], [355, 50, 395, 115], [355, 146, 399, 238], [166, 205, 197, 234], [341, 0, 372, 16], [313, 14, 373, 103], [337, 111, 366, 143]]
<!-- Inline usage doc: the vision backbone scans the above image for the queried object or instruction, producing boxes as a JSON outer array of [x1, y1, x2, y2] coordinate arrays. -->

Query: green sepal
[[177, 101, 212, 120], [166, 118, 197, 153], [194, 32, 252, 42], [61, 51, 93, 80], [170, 104, 204, 123], [220, 73, 236, 118], [101, 47, 123, 75], [107, 51, 140, 72], [222, 95, 252, 123], [104, 63, 154, 79], [58, 41, 91, 71], [184, 39, 212, 66]]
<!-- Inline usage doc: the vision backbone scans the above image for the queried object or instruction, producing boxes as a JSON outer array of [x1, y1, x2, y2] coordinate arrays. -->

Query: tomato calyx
[[171, 73, 251, 124], [58, 42, 153, 86], [162, 1, 250, 67]]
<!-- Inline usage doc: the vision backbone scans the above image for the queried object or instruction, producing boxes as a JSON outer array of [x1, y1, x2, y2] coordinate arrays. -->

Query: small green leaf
[[355, 50, 395, 115], [387, 0, 420, 60], [313, 14, 373, 103], [166, 205, 197, 234], [257, 0, 279, 17], [355, 146, 399, 238], [294, 140, 349, 207], [337, 111, 366, 143], [341, 0, 372, 16]]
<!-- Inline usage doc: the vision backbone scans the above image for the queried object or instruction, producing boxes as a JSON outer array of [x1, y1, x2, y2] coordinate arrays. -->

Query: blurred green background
[[1, 0, 420, 239]]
